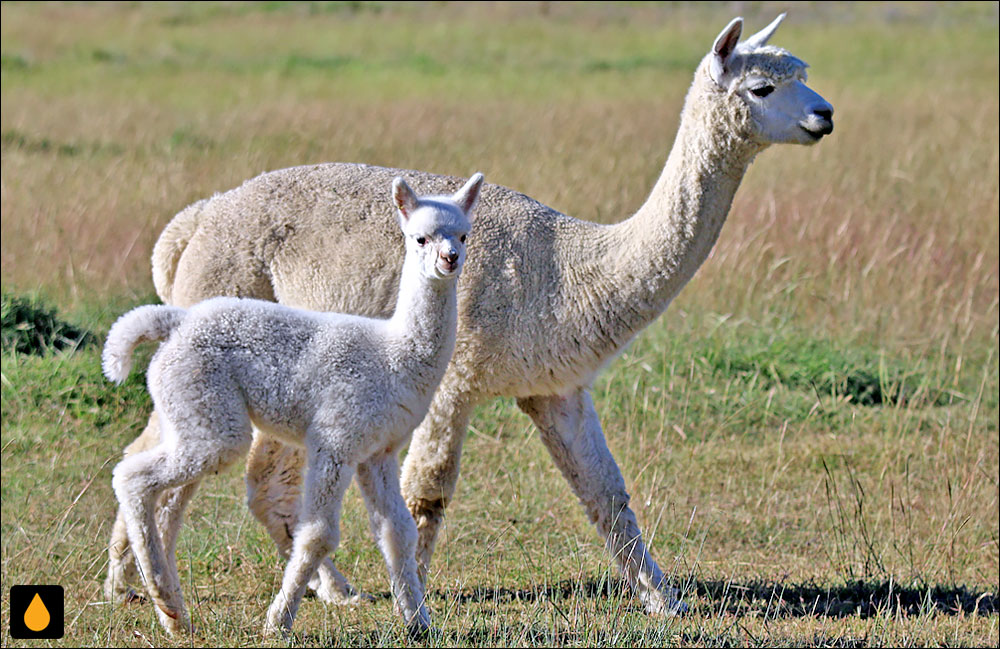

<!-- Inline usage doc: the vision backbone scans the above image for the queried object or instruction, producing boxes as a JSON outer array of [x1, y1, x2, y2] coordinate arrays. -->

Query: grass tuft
[[698, 330, 944, 407], [1, 292, 95, 355]]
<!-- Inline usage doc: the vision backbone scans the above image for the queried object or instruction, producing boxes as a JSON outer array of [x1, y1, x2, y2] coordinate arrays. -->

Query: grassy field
[[2, 1, 997, 646]]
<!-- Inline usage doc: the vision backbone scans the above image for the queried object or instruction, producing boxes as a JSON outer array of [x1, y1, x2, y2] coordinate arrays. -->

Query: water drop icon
[[24, 592, 50, 632]]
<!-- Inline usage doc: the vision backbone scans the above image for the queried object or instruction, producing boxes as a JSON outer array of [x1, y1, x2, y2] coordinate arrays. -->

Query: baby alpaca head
[[393, 173, 483, 280], [707, 13, 834, 146]]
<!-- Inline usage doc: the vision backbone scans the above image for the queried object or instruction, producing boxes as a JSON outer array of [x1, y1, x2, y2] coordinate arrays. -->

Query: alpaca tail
[[151, 199, 206, 304], [102, 305, 186, 384]]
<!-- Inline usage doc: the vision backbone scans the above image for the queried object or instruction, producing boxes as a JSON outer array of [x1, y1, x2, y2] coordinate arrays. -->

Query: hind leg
[[107, 414, 357, 606], [113, 414, 251, 635], [265, 441, 353, 636], [105, 412, 160, 603]]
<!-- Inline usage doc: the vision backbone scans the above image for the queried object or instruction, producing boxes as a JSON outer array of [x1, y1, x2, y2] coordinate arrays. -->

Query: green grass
[[2, 1, 998, 646]]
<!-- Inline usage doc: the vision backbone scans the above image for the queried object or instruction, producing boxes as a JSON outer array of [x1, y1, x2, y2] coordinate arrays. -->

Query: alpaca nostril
[[441, 249, 458, 263], [814, 107, 833, 121]]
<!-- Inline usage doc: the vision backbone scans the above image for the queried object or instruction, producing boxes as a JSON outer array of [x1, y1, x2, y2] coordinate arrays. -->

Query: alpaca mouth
[[436, 260, 459, 276], [800, 121, 833, 140]]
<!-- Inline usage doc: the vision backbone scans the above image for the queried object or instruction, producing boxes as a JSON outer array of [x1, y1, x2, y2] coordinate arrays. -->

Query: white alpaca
[[106, 15, 833, 615], [104, 174, 484, 636]]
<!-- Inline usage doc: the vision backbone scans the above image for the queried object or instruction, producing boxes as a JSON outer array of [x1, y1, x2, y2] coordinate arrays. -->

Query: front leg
[[265, 446, 354, 637], [517, 388, 687, 615], [357, 452, 431, 632], [246, 434, 362, 605], [399, 382, 477, 583]]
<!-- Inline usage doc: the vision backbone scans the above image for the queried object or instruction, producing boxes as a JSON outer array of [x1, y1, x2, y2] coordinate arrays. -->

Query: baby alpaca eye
[[460, 235, 466, 243], [751, 85, 774, 98], [416, 236, 426, 246]]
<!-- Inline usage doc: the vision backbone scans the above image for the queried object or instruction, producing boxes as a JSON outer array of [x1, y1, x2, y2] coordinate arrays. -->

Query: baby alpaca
[[103, 173, 484, 636]]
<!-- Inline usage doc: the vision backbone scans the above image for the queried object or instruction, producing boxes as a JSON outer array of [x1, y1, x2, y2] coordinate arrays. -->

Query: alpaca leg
[[399, 386, 476, 583], [105, 507, 140, 602], [157, 479, 201, 597], [113, 456, 219, 632], [105, 411, 160, 603], [357, 452, 431, 632], [265, 446, 353, 636], [107, 413, 210, 604], [113, 409, 251, 635], [246, 435, 361, 605], [517, 389, 686, 616]]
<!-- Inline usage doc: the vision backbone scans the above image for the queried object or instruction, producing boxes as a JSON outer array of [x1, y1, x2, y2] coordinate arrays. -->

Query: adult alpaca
[[106, 15, 833, 615]]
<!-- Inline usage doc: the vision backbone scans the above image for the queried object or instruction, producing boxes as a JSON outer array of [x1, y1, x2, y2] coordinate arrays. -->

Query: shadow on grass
[[198, 576, 994, 646], [424, 576, 996, 619]]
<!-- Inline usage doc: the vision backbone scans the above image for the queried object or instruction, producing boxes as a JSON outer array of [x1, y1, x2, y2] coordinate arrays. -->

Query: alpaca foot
[[307, 572, 374, 606], [639, 585, 689, 616], [405, 616, 434, 640], [103, 557, 142, 604], [104, 578, 146, 605], [154, 602, 193, 636], [262, 619, 289, 640]]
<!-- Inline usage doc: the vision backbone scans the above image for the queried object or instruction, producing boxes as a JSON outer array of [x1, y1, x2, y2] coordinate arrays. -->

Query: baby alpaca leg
[[157, 480, 202, 595], [106, 413, 201, 605], [246, 435, 360, 605], [113, 416, 251, 634], [399, 386, 476, 583], [265, 447, 353, 637], [105, 411, 160, 602], [517, 388, 686, 616], [358, 452, 431, 632]]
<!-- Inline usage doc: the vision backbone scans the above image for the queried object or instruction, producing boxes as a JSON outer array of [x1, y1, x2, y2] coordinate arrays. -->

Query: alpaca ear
[[453, 172, 485, 221], [710, 16, 743, 86], [393, 177, 419, 222], [740, 13, 785, 51]]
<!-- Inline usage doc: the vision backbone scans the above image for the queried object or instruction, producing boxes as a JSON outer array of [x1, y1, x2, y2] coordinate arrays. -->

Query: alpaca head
[[706, 14, 834, 146], [393, 173, 483, 280]]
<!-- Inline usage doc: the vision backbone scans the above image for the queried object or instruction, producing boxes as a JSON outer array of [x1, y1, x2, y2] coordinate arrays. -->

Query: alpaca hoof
[[406, 621, 436, 640], [162, 615, 194, 636], [308, 579, 374, 606], [104, 571, 144, 605], [646, 596, 689, 616], [641, 587, 689, 616], [124, 589, 147, 605], [262, 619, 290, 640], [104, 583, 146, 606]]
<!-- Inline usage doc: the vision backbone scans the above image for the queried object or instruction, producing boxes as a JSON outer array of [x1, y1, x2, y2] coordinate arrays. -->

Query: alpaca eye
[[416, 236, 426, 246], [460, 235, 466, 243], [751, 85, 774, 98]]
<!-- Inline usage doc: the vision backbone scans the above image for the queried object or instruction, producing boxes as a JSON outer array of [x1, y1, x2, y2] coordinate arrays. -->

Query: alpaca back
[[147, 298, 396, 443], [156, 163, 596, 395]]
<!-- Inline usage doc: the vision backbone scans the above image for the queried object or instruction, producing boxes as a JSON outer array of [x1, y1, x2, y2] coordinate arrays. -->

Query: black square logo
[[9, 585, 64, 639]]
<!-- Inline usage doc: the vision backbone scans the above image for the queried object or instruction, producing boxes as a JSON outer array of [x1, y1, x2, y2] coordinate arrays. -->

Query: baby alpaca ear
[[453, 172, 485, 220], [393, 177, 420, 222], [710, 16, 742, 86]]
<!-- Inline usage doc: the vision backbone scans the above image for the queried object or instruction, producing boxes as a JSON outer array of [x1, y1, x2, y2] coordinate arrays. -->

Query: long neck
[[387, 256, 457, 366], [594, 66, 765, 336]]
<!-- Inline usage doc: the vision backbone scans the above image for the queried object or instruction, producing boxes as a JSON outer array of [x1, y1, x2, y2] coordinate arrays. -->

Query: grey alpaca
[[104, 174, 484, 635]]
